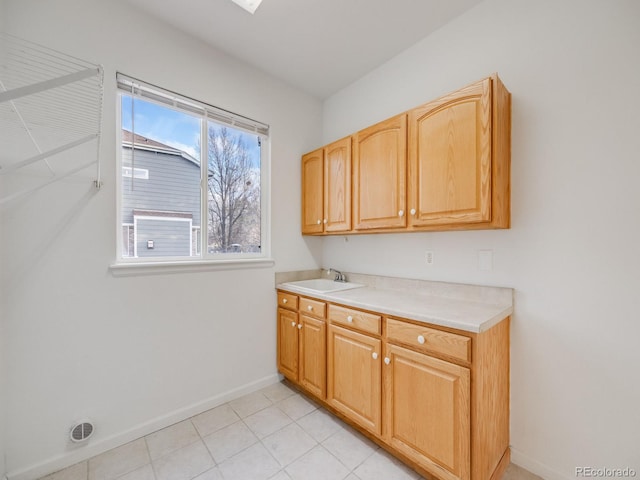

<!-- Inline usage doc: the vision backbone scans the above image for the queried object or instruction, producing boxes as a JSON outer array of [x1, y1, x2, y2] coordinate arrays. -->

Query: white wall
[[1, 0, 8, 473], [322, 0, 640, 478], [1, 0, 322, 476]]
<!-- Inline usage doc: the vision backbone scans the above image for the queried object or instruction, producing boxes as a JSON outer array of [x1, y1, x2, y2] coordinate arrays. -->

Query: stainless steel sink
[[280, 278, 364, 294]]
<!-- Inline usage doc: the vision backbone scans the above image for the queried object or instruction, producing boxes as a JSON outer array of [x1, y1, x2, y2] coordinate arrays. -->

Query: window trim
[[113, 74, 272, 270]]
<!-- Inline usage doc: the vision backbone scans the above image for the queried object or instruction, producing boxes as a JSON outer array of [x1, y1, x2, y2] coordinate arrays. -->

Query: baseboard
[[7, 373, 281, 480], [511, 448, 572, 480]]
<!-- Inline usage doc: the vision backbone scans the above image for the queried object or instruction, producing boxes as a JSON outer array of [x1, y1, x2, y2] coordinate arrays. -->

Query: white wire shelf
[[0, 32, 104, 205]]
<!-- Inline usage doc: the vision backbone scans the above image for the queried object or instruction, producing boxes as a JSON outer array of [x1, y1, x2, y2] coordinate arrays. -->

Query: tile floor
[[40, 382, 543, 480]]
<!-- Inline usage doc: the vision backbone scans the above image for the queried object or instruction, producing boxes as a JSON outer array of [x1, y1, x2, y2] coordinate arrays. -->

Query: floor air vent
[[70, 421, 94, 443]]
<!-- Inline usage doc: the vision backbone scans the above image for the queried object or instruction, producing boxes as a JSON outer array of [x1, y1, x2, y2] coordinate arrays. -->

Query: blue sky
[[121, 95, 261, 165]]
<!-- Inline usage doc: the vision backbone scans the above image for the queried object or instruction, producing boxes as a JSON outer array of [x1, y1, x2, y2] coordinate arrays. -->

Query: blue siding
[[121, 148, 200, 226], [136, 218, 191, 257]]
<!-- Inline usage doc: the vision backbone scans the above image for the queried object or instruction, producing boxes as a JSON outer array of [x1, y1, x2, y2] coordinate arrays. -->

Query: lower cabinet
[[276, 290, 509, 480], [277, 307, 299, 381], [299, 314, 326, 398], [327, 323, 382, 436], [277, 292, 327, 399], [384, 343, 470, 480]]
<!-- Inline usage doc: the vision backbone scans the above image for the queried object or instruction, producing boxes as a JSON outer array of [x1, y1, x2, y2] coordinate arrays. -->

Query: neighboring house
[[121, 130, 201, 258]]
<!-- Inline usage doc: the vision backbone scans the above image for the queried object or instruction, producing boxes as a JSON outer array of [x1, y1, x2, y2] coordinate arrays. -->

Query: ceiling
[[121, 0, 484, 99]]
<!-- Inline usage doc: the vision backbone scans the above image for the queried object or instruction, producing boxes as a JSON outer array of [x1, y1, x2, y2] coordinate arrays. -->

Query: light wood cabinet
[[277, 292, 328, 399], [301, 148, 324, 234], [407, 75, 510, 229], [383, 343, 470, 480], [353, 114, 407, 230], [276, 291, 510, 480], [301, 137, 351, 234], [277, 307, 299, 381], [324, 137, 352, 232], [300, 74, 510, 235], [327, 323, 382, 436]]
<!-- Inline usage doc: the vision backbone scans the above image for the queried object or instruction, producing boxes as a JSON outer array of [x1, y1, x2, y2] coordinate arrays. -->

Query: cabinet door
[[408, 78, 491, 227], [324, 137, 351, 232], [301, 148, 324, 234], [384, 344, 470, 480], [299, 314, 326, 398], [327, 324, 382, 435], [353, 114, 407, 230], [277, 308, 299, 381]]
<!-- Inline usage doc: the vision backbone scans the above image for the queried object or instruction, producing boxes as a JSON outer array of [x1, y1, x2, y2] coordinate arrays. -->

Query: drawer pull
[[347, 315, 353, 323], [417, 335, 425, 344], [372, 352, 379, 360], [384, 357, 391, 365], [307, 305, 313, 311], [282, 298, 288, 304], [298, 324, 302, 330], [291, 321, 296, 327]]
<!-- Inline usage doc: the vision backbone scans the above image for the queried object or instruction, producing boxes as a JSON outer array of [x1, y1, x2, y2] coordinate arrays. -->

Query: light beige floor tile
[[40, 462, 87, 480], [145, 420, 200, 460], [228, 391, 273, 418], [88, 439, 150, 480], [116, 464, 155, 480], [191, 403, 239, 437], [276, 394, 317, 420], [285, 445, 350, 480], [322, 426, 378, 471], [504, 463, 544, 480], [344, 475, 361, 480], [244, 405, 293, 438], [217, 442, 280, 480], [353, 449, 420, 480], [152, 440, 214, 480], [202, 420, 258, 463], [260, 382, 297, 403], [192, 467, 224, 480], [262, 422, 318, 467], [268, 471, 292, 480], [296, 408, 343, 442]]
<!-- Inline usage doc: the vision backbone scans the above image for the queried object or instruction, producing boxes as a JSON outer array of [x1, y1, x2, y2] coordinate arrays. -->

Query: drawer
[[300, 297, 326, 319], [277, 291, 298, 311], [329, 305, 381, 335], [386, 318, 471, 363]]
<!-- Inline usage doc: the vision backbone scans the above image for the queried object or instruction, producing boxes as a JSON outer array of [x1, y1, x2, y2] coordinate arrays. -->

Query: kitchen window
[[115, 73, 271, 270]]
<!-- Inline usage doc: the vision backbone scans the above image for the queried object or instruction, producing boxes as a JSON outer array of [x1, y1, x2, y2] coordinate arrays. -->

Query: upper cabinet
[[407, 76, 510, 229], [301, 74, 511, 235], [353, 114, 407, 230], [301, 148, 324, 234], [301, 137, 351, 234]]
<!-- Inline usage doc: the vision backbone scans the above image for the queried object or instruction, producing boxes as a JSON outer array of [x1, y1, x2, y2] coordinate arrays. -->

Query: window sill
[[109, 257, 275, 277]]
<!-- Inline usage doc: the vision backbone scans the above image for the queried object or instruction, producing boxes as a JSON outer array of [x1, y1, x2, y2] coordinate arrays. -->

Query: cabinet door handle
[[417, 335, 425, 344], [307, 305, 313, 311], [316, 219, 321, 225], [347, 315, 353, 323], [323, 219, 328, 224], [372, 352, 379, 360], [282, 298, 287, 304], [384, 357, 391, 365], [410, 208, 416, 216], [298, 324, 303, 329], [291, 321, 296, 327], [398, 210, 404, 217]]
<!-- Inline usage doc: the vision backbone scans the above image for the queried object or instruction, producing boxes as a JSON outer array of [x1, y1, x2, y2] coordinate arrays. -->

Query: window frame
[[112, 74, 273, 273]]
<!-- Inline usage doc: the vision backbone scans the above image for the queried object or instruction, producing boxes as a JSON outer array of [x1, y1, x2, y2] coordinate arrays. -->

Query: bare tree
[[206, 126, 260, 252]]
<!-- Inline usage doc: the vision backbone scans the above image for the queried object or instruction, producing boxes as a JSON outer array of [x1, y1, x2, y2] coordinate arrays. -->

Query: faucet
[[327, 268, 347, 283]]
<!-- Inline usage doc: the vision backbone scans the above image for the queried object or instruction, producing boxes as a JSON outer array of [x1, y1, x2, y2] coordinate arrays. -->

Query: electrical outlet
[[425, 250, 434, 265]]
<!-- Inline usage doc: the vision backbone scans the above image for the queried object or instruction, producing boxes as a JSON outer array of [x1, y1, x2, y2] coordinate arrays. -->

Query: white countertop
[[276, 275, 513, 333]]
